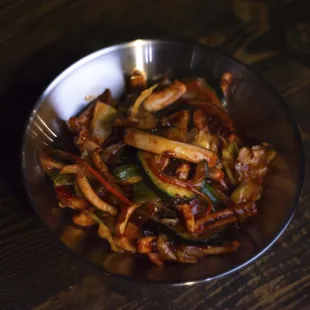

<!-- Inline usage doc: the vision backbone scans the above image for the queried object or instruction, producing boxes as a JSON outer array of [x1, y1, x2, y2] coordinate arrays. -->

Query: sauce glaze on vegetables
[[39, 70, 277, 266]]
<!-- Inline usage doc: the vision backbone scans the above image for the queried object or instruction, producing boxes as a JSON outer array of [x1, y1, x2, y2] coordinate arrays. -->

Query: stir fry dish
[[39, 70, 277, 266]]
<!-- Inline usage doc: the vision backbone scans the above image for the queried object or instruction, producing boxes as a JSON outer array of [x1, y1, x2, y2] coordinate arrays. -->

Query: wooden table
[[1, 1, 310, 309]]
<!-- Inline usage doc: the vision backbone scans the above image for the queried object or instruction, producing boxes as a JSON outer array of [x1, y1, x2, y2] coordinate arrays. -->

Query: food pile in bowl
[[39, 70, 276, 266]]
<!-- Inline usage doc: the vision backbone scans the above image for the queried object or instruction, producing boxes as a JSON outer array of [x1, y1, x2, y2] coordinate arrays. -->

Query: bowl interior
[[22, 40, 304, 284]]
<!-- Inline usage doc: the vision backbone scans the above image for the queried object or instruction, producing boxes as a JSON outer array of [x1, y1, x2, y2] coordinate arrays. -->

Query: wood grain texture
[[0, 1, 310, 309]]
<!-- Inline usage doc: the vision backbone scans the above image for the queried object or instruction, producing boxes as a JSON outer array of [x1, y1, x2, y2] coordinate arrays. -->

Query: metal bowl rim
[[20, 38, 305, 286]]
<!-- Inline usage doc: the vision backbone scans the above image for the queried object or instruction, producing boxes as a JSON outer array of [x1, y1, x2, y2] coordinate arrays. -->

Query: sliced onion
[[97, 222, 123, 252], [157, 234, 177, 261], [124, 129, 218, 166], [115, 203, 143, 235], [113, 236, 136, 252], [76, 173, 117, 216], [129, 83, 158, 120], [69, 153, 131, 205]]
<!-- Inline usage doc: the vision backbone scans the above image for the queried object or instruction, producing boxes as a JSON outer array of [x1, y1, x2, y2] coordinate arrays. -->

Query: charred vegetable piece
[[89, 101, 119, 145], [68, 102, 95, 132], [202, 216, 236, 232], [195, 201, 257, 231], [157, 234, 177, 261], [144, 80, 186, 112], [138, 151, 196, 200], [72, 211, 96, 227], [112, 164, 142, 185], [230, 180, 261, 204], [124, 128, 218, 166], [177, 204, 195, 233]]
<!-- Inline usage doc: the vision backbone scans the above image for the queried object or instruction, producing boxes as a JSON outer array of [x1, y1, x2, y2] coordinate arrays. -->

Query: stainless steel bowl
[[22, 39, 304, 285]]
